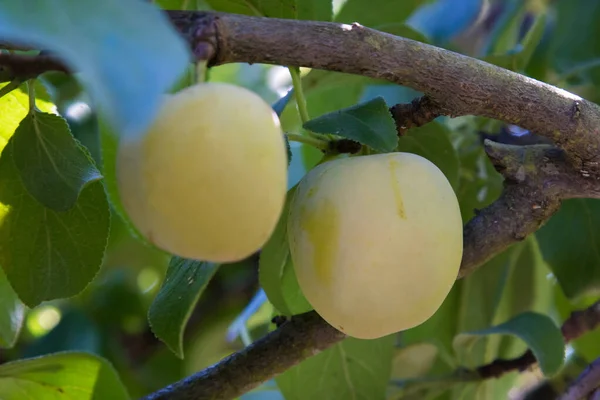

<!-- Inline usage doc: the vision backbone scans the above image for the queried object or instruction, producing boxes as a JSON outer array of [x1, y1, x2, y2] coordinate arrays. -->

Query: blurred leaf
[[0, 139, 110, 307], [452, 246, 516, 368], [276, 335, 394, 400], [454, 312, 565, 377], [148, 257, 220, 359], [483, 11, 547, 73], [536, 199, 600, 300], [406, 0, 482, 43], [0, 351, 130, 399], [206, 0, 295, 18], [334, 0, 422, 27], [297, 0, 332, 21], [272, 89, 294, 117], [23, 309, 101, 358], [550, 0, 600, 86], [304, 97, 397, 152], [492, 237, 554, 360], [391, 343, 438, 380], [0, 268, 25, 349], [456, 137, 503, 223], [259, 187, 312, 316], [12, 110, 102, 211], [98, 119, 150, 245], [0, 1, 190, 138], [397, 121, 460, 190]]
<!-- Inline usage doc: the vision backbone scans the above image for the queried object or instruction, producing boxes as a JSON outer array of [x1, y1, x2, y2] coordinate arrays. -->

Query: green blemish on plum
[[300, 199, 339, 284], [387, 159, 407, 219]]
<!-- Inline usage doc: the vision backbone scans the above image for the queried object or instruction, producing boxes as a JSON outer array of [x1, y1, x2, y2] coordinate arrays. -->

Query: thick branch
[[167, 11, 600, 169], [476, 300, 600, 380]]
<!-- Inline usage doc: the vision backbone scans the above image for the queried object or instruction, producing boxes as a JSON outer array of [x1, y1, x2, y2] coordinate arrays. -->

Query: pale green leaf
[[0, 268, 25, 349], [0, 351, 130, 399]]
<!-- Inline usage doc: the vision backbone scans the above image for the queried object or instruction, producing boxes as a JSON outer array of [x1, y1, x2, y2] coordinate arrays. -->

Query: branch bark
[[3, 10, 600, 400]]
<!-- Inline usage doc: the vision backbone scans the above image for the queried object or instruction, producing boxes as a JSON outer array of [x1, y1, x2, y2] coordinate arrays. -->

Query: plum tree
[[116, 82, 288, 262], [287, 152, 463, 339]]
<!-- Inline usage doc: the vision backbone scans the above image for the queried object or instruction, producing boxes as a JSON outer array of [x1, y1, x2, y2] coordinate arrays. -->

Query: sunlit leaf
[[0, 351, 130, 399]]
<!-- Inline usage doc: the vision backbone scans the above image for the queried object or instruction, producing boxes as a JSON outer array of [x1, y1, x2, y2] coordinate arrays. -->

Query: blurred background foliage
[[2, 0, 600, 399]]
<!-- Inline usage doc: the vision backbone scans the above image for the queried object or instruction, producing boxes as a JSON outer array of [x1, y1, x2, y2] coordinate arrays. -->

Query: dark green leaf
[[303, 97, 398, 152], [0, 351, 130, 399], [23, 310, 101, 358], [12, 110, 102, 211], [206, 0, 295, 18], [148, 257, 220, 358], [536, 199, 600, 300], [515, 13, 547, 71], [335, 0, 423, 27], [259, 187, 312, 315], [0, 139, 110, 307], [397, 121, 460, 190], [0, 0, 191, 138], [453, 312, 565, 377], [0, 268, 25, 349], [456, 135, 503, 223], [297, 0, 332, 21], [550, 0, 600, 89], [276, 336, 395, 400]]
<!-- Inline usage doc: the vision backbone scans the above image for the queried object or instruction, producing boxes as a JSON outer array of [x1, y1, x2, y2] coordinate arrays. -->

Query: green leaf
[[0, 268, 25, 349], [148, 257, 220, 359], [0, 351, 130, 399], [397, 121, 460, 190], [259, 187, 312, 315], [536, 199, 600, 300], [206, 0, 296, 18], [303, 97, 398, 152], [334, 0, 423, 27], [12, 110, 102, 211], [276, 335, 395, 400], [297, 0, 332, 21], [0, 82, 54, 148], [0, 0, 191, 138], [0, 139, 110, 307], [453, 312, 565, 377]]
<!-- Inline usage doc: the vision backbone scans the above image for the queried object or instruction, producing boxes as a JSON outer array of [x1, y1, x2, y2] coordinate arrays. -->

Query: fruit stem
[[286, 132, 329, 150], [288, 66, 310, 124], [196, 60, 208, 84]]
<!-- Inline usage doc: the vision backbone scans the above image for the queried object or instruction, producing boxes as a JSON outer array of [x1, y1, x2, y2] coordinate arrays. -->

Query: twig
[[389, 96, 443, 136], [475, 300, 600, 380], [0, 52, 69, 81], [558, 357, 600, 400]]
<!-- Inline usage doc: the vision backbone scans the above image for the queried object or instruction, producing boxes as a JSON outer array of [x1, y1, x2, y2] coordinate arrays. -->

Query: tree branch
[[3, 10, 600, 400], [558, 356, 600, 400], [142, 311, 344, 400], [0, 52, 69, 82], [476, 300, 600, 380]]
